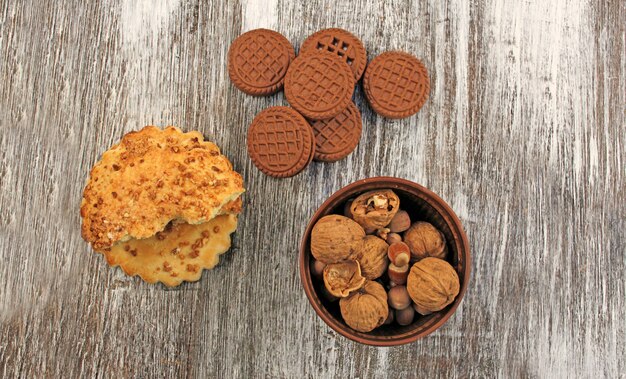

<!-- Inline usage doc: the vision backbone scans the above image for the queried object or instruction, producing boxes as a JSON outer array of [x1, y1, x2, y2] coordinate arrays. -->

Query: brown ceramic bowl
[[299, 177, 470, 346]]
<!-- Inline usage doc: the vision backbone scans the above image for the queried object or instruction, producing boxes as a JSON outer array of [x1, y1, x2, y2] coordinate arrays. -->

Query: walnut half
[[349, 190, 400, 231], [323, 260, 366, 298]]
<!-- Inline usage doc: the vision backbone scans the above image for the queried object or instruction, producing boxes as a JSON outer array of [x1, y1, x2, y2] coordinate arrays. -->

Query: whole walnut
[[311, 215, 365, 264], [340, 280, 389, 332], [350, 190, 400, 231], [323, 260, 366, 298], [407, 257, 460, 314], [403, 221, 446, 260], [354, 235, 389, 280]]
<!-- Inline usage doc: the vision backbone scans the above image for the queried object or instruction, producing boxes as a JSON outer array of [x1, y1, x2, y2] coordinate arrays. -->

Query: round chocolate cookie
[[300, 28, 367, 81], [228, 29, 295, 96], [284, 51, 355, 120], [311, 101, 362, 162], [364, 51, 430, 119], [247, 106, 315, 178]]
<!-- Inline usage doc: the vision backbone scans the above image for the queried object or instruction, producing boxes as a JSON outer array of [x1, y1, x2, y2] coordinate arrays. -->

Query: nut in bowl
[[299, 177, 470, 346]]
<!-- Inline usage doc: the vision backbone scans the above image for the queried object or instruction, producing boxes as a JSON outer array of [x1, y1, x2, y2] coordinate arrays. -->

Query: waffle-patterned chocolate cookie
[[247, 106, 315, 178], [300, 28, 367, 81], [364, 51, 430, 119], [228, 29, 295, 96], [284, 51, 355, 120], [311, 101, 362, 162]]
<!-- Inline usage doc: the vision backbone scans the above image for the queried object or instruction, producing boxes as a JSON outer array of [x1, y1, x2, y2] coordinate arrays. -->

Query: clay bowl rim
[[298, 176, 471, 346]]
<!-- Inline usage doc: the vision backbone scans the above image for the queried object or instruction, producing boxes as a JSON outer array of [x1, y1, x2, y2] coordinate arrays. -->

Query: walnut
[[349, 190, 400, 230], [339, 281, 389, 332], [403, 221, 446, 260], [354, 235, 388, 280], [407, 257, 460, 314], [311, 215, 365, 264], [323, 260, 366, 298]]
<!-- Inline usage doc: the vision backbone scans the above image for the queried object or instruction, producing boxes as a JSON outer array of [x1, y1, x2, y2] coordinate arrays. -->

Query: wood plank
[[0, 0, 624, 377]]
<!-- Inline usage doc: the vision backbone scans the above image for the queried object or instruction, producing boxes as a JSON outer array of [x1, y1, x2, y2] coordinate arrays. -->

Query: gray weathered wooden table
[[1, 0, 624, 377]]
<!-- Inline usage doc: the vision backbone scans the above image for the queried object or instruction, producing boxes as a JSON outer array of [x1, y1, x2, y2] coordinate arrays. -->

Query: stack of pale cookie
[[80, 126, 245, 286]]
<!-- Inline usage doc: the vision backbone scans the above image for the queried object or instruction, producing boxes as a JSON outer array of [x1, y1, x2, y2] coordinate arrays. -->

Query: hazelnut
[[387, 262, 409, 285], [388, 210, 411, 233], [403, 222, 446, 260], [343, 199, 354, 218], [387, 242, 410, 266], [323, 260, 366, 298], [354, 235, 389, 280], [383, 308, 395, 325], [386, 232, 403, 245], [311, 215, 365, 264], [310, 259, 326, 280], [350, 190, 400, 230], [387, 285, 411, 310], [340, 281, 388, 332], [407, 257, 460, 314], [396, 306, 415, 326]]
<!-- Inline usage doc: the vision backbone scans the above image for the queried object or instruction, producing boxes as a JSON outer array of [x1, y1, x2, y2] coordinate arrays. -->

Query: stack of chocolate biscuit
[[228, 28, 429, 178]]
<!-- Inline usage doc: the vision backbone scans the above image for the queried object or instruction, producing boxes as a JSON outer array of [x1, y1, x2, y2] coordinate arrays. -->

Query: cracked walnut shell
[[311, 215, 365, 264], [407, 257, 460, 314], [323, 260, 366, 298], [350, 189, 400, 230], [403, 221, 447, 260], [339, 280, 389, 333], [354, 235, 389, 280]]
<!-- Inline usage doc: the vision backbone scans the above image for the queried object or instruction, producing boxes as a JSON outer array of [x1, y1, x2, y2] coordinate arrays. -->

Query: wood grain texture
[[1, 0, 624, 377]]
